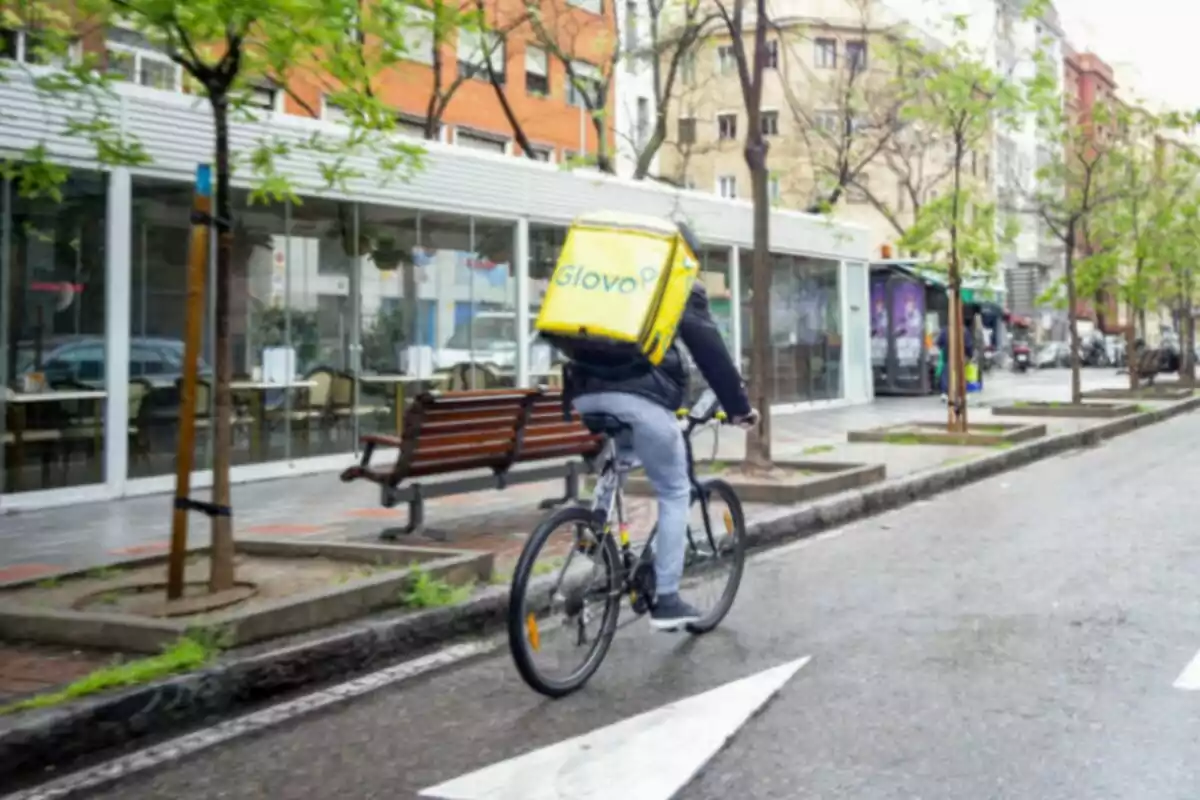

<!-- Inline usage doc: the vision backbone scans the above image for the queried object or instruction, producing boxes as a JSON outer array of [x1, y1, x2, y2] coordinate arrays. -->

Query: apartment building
[[1058, 47, 1121, 331], [0, 0, 617, 164], [612, 0, 660, 178], [659, 0, 987, 260]]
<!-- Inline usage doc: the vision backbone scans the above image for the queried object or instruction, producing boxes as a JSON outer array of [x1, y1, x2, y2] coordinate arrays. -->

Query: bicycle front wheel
[[680, 478, 747, 634], [507, 506, 622, 698]]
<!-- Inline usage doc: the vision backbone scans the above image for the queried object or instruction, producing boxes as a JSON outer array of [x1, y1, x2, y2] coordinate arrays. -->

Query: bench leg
[[539, 462, 582, 510], [380, 485, 426, 540]]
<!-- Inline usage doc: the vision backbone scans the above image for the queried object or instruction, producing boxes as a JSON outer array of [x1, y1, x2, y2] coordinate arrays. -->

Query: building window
[[681, 50, 696, 84], [106, 28, 182, 91], [246, 84, 280, 112], [718, 175, 737, 199], [761, 110, 779, 136], [323, 96, 348, 123], [845, 40, 867, 71], [765, 39, 779, 69], [624, 0, 638, 53], [567, 61, 602, 108], [457, 28, 505, 83], [678, 117, 696, 145], [567, 0, 603, 13], [717, 44, 735, 75], [1, 27, 56, 65], [402, 7, 435, 65], [815, 38, 837, 69], [528, 145, 554, 161], [718, 112, 737, 140], [525, 45, 549, 96], [455, 128, 508, 153], [769, 174, 781, 203], [814, 110, 839, 134], [396, 113, 433, 138], [636, 96, 650, 148]]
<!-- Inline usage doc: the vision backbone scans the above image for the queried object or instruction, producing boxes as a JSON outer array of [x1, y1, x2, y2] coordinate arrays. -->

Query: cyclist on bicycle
[[566, 221, 760, 631]]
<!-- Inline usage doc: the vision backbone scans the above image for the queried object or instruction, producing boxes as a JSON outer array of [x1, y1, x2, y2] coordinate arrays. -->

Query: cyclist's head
[[675, 219, 702, 257]]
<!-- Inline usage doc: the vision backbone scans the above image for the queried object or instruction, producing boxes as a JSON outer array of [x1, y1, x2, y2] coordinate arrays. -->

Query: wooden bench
[[339, 388, 603, 539], [1132, 347, 1163, 384]]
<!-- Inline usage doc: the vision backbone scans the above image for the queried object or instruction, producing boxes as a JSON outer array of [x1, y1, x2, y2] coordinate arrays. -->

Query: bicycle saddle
[[580, 412, 632, 437]]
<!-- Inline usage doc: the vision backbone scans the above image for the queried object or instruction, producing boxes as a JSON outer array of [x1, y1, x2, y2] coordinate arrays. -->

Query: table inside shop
[[3, 389, 107, 490], [229, 379, 317, 460], [357, 374, 451, 435]]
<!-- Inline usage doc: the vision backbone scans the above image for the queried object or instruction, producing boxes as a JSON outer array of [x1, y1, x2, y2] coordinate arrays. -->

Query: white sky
[[1056, 0, 1197, 112]]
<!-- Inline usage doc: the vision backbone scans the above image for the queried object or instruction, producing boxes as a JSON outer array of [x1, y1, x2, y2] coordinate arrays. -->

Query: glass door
[[842, 261, 871, 402]]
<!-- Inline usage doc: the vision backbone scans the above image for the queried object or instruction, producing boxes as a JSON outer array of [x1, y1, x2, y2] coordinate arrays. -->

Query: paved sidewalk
[[0, 369, 1144, 579]]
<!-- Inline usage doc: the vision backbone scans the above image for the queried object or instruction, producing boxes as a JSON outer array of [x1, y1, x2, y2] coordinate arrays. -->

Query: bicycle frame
[[586, 413, 722, 579]]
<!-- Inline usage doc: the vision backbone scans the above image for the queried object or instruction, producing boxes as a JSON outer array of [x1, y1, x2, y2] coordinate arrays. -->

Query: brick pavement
[[0, 643, 117, 704]]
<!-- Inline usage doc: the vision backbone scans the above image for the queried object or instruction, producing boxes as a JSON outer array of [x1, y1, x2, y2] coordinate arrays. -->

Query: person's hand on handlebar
[[732, 409, 760, 430]]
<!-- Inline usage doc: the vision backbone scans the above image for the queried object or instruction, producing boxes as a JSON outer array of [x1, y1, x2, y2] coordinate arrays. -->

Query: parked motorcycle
[[1080, 332, 1111, 367], [1012, 343, 1031, 372]]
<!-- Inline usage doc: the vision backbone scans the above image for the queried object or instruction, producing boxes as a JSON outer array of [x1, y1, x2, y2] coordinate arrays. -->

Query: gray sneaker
[[650, 593, 702, 631]]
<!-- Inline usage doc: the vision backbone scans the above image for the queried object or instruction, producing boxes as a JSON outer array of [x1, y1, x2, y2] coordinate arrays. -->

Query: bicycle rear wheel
[[680, 478, 746, 634], [508, 506, 622, 698]]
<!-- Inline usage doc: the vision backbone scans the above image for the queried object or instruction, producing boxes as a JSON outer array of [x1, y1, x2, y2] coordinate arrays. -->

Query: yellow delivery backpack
[[535, 211, 700, 366]]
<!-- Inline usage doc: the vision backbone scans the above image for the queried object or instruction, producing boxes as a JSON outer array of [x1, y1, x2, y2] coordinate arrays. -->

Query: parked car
[[15, 335, 211, 389], [1036, 341, 1071, 369]]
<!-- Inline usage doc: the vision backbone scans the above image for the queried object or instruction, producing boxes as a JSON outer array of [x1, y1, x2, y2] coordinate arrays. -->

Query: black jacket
[[566, 283, 753, 418]]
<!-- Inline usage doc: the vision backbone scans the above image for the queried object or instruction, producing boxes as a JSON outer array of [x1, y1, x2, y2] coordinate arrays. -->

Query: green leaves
[[9, 0, 436, 199], [890, 23, 1019, 284]]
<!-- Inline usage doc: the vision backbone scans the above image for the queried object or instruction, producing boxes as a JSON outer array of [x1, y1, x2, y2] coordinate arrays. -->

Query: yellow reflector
[[526, 613, 541, 652], [723, 510, 734, 533]]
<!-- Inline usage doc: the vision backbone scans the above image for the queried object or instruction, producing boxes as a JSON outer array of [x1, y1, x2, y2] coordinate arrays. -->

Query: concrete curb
[[3, 394, 1197, 787]]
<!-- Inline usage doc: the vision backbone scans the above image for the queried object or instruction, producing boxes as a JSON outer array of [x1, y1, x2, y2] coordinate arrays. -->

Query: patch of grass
[[991, 441, 1014, 450], [1135, 404, 1153, 413], [401, 564, 474, 609], [971, 425, 1010, 434], [34, 575, 63, 590], [0, 636, 218, 716], [802, 444, 835, 455], [882, 433, 923, 445], [94, 591, 121, 606], [85, 566, 122, 581]]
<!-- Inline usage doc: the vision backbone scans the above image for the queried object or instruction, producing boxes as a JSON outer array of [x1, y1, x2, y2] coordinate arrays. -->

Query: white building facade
[[612, 0, 661, 179], [0, 73, 870, 510]]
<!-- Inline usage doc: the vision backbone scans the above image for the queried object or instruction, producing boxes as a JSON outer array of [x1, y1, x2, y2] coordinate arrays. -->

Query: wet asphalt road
[[73, 409, 1200, 799]]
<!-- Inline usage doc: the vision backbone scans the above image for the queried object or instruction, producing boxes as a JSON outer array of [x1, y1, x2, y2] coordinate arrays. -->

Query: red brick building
[[1063, 47, 1119, 331]]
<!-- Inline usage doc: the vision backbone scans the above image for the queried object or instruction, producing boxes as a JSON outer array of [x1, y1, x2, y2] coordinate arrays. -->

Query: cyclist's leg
[[573, 392, 695, 629]]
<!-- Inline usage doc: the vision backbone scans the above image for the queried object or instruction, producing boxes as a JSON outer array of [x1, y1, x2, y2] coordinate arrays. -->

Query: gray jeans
[[573, 392, 690, 595]]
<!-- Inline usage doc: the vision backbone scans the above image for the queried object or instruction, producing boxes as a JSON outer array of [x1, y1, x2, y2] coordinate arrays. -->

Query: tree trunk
[[1064, 233, 1082, 405], [946, 150, 966, 433], [1125, 299, 1138, 391], [1182, 272, 1195, 388], [745, 153, 772, 466], [209, 93, 236, 593]]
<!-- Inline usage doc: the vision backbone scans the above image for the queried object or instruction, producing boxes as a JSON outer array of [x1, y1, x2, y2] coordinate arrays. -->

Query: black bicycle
[[507, 388, 748, 698]]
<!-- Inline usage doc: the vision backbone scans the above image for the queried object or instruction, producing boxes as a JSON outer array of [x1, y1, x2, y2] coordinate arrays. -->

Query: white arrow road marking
[[1173, 648, 1200, 690], [419, 656, 811, 800]]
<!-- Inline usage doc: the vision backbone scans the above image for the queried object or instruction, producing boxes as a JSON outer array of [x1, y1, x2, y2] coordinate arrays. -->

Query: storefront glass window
[[3, 171, 109, 493], [128, 177, 206, 478], [739, 250, 842, 403]]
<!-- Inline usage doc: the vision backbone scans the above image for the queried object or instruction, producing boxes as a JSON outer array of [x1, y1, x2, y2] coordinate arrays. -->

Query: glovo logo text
[[555, 265, 660, 294]]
